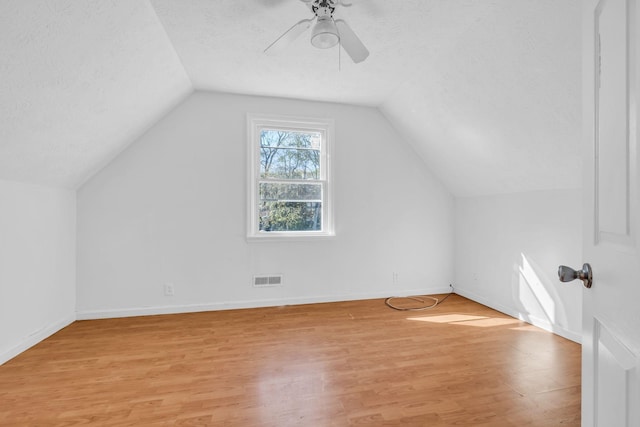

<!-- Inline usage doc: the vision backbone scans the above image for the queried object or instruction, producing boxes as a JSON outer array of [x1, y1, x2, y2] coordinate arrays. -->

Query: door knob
[[558, 263, 593, 288]]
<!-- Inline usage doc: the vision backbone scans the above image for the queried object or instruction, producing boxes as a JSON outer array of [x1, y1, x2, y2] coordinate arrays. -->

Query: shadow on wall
[[512, 252, 569, 331]]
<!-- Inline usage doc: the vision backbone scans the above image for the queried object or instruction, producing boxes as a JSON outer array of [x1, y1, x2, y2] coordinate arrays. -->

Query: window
[[247, 114, 334, 239]]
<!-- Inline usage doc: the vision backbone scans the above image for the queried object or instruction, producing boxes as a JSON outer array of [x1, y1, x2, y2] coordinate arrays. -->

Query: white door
[[581, 0, 640, 425]]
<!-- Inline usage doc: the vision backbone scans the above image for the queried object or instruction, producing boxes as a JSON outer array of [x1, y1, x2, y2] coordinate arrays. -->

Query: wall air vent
[[253, 275, 283, 287]]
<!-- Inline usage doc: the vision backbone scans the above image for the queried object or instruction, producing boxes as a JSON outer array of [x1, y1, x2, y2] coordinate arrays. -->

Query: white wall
[[76, 91, 455, 318], [454, 190, 583, 341], [0, 180, 76, 364]]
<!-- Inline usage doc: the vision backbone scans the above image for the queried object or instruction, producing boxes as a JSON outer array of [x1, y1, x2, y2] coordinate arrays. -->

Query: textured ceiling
[[0, 0, 581, 195], [0, 0, 191, 188], [379, 0, 582, 196]]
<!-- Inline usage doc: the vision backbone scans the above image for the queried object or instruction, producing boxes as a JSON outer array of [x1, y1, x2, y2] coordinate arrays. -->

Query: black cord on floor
[[385, 284, 455, 311]]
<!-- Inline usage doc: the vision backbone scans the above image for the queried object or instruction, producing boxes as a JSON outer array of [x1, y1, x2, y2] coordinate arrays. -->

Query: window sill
[[246, 232, 336, 243]]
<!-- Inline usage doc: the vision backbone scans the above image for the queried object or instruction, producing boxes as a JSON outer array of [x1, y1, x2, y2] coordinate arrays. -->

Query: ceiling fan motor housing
[[312, 0, 336, 18]]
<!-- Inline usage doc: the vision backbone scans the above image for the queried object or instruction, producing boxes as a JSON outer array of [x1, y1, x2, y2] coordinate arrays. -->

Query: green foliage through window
[[259, 202, 322, 231]]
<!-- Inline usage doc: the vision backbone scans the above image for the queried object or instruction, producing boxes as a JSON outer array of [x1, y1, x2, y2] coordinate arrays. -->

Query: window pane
[[260, 130, 321, 179], [261, 129, 321, 149], [259, 201, 322, 232], [259, 183, 322, 202]]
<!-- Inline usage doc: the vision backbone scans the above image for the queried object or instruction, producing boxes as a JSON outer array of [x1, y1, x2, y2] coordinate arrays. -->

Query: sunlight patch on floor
[[407, 314, 521, 327], [509, 324, 547, 333], [407, 314, 487, 323]]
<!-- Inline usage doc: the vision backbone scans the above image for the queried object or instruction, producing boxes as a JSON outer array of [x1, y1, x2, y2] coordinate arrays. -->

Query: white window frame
[[247, 114, 334, 241]]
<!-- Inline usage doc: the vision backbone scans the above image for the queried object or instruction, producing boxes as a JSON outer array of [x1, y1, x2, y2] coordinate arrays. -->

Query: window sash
[[259, 128, 326, 181]]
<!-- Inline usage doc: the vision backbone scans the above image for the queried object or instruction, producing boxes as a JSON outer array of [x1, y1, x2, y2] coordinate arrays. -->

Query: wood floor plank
[[0, 295, 581, 426]]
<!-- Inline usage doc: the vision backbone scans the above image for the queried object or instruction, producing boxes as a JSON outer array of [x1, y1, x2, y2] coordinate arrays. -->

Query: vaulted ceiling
[[0, 0, 581, 196]]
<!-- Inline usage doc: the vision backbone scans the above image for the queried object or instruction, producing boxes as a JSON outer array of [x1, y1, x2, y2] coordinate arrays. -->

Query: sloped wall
[[76, 91, 454, 317], [0, 180, 76, 364], [454, 190, 583, 342]]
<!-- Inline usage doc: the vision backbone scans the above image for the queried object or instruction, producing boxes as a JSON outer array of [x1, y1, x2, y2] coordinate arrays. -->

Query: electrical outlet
[[164, 283, 175, 296], [392, 272, 399, 284]]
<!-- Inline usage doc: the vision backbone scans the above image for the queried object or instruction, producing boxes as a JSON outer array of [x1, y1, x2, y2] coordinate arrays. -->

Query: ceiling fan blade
[[264, 18, 314, 54], [335, 19, 369, 63]]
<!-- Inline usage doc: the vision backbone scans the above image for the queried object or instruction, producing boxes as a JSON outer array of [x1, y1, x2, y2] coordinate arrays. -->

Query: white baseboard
[[0, 314, 76, 366], [454, 287, 581, 343], [76, 286, 453, 320]]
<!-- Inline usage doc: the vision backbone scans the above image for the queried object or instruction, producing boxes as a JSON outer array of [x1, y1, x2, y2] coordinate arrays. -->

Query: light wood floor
[[0, 295, 581, 426]]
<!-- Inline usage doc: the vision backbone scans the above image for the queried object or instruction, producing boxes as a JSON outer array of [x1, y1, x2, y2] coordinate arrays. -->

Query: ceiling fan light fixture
[[311, 17, 339, 49]]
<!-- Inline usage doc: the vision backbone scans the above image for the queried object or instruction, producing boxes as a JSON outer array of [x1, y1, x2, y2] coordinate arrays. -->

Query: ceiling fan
[[264, 0, 369, 63]]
